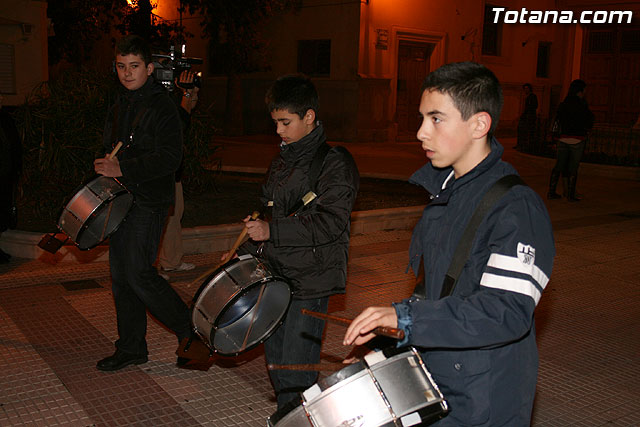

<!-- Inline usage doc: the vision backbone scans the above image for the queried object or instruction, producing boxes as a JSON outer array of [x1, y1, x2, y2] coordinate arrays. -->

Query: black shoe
[[547, 192, 561, 200], [176, 357, 191, 367], [97, 349, 148, 371]]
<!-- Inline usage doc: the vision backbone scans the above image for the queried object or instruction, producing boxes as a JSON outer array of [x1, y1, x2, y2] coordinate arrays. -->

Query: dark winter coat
[[557, 95, 594, 138], [103, 77, 182, 208], [242, 123, 359, 299], [394, 138, 555, 426]]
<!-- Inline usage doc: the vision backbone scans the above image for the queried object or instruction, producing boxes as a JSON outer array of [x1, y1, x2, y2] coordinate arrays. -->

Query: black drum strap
[[286, 142, 331, 217], [412, 174, 526, 300], [439, 174, 525, 298]]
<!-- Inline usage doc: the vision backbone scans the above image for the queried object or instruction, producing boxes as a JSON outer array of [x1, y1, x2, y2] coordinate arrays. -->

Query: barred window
[[0, 44, 16, 94]]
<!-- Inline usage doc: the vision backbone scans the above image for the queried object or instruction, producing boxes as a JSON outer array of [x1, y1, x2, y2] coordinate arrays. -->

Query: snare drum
[[268, 347, 448, 427], [58, 176, 134, 250], [191, 254, 291, 356]]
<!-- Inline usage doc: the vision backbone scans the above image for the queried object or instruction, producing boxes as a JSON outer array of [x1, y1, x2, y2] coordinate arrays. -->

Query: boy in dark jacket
[[94, 35, 192, 371], [235, 75, 359, 411], [344, 62, 554, 426]]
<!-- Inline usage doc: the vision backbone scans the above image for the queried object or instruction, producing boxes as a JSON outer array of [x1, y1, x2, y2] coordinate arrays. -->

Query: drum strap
[[286, 142, 331, 217], [412, 174, 526, 300], [110, 100, 151, 153]]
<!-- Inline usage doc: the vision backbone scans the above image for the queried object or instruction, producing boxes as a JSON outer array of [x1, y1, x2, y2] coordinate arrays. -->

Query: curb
[[0, 206, 424, 263]]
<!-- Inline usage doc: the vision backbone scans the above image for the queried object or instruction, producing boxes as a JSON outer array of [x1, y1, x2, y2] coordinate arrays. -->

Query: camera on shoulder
[[152, 45, 202, 92]]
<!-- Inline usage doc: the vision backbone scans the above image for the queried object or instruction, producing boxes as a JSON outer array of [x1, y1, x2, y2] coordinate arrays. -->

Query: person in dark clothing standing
[[93, 35, 192, 371], [227, 75, 360, 412], [516, 83, 538, 150], [157, 70, 199, 279], [0, 94, 22, 263], [547, 79, 594, 201]]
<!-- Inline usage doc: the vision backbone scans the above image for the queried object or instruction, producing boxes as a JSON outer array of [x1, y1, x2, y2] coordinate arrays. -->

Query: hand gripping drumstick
[[301, 309, 405, 340]]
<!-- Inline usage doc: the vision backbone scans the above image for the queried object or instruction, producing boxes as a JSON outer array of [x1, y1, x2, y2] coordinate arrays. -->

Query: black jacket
[[557, 95, 594, 137], [103, 77, 183, 208], [242, 123, 359, 299]]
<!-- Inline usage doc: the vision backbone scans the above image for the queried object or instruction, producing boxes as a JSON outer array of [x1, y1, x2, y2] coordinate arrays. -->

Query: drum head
[[212, 278, 290, 356]]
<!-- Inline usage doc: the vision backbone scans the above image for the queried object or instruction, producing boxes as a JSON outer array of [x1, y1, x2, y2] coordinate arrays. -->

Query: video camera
[[152, 45, 203, 92]]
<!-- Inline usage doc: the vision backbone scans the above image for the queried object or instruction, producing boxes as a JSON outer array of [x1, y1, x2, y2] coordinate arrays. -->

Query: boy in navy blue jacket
[[344, 62, 555, 426]]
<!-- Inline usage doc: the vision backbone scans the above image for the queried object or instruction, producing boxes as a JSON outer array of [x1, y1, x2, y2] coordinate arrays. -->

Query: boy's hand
[[245, 217, 269, 241], [94, 156, 122, 177], [343, 306, 398, 346]]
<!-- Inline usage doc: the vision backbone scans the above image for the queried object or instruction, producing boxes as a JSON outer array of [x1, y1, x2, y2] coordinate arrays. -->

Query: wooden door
[[396, 41, 434, 140]]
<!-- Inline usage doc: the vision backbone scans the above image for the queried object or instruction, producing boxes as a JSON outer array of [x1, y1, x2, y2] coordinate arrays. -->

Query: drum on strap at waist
[[58, 176, 134, 250], [268, 347, 449, 427], [191, 254, 291, 357]]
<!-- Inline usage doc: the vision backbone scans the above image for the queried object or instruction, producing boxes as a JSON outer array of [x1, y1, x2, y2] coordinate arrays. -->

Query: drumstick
[[267, 363, 346, 372], [108, 141, 123, 159], [227, 211, 261, 256], [301, 309, 405, 340], [188, 211, 261, 287]]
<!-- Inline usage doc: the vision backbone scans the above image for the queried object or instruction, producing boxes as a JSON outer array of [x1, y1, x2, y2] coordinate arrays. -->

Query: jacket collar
[[279, 122, 326, 163], [409, 137, 504, 195]]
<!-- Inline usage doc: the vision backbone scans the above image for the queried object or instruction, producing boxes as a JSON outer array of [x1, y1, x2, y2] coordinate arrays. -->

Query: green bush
[[13, 68, 219, 232]]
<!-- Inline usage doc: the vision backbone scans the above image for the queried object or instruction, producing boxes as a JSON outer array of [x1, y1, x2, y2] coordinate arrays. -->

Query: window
[[536, 42, 551, 78], [0, 44, 16, 94], [297, 39, 331, 77], [588, 31, 614, 53], [482, 4, 503, 56]]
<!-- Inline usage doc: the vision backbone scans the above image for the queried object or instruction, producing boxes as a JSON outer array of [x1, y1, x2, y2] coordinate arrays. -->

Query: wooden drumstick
[[267, 362, 346, 372], [227, 211, 261, 256], [188, 211, 261, 287], [107, 141, 123, 159], [301, 309, 405, 340]]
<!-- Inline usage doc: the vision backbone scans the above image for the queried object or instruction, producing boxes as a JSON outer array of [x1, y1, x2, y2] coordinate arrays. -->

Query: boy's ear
[[146, 62, 154, 76], [471, 112, 491, 139], [303, 109, 316, 125]]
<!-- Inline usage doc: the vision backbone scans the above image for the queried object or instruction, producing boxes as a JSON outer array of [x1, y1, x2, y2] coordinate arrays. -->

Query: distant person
[[343, 62, 555, 426], [547, 79, 594, 201], [0, 93, 22, 263], [224, 75, 359, 412], [516, 83, 538, 150], [93, 35, 193, 371], [158, 70, 200, 279]]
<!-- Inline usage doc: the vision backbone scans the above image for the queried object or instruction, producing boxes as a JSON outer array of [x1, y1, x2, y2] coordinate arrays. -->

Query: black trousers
[[552, 140, 585, 178], [108, 204, 192, 355]]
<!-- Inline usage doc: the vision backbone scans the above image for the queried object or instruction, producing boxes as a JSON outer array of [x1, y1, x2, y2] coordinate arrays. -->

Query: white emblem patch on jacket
[[517, 243, 536, 265]]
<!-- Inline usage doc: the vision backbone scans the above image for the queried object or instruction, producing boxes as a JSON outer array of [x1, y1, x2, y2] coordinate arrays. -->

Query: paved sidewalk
[[1, 137, 639, 426]]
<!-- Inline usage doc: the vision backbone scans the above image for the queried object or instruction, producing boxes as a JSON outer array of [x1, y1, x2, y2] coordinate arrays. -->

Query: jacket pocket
[[426, 351, 491, 425]]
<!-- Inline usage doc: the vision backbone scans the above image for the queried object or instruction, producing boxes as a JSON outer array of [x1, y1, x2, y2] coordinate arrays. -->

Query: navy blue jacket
[[394, 138, 555, 426]]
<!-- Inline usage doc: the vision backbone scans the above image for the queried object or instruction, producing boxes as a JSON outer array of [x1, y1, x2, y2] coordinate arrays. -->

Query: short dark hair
[[265, 74, 319, 119], [422, 62, 503, 137], [115, 35, 152, 66], [523, 83, 533, 91], [567, 79, 586, 98]]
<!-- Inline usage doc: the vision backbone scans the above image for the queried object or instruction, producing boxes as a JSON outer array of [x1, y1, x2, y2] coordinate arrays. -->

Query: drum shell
[[191, 254, 291, 356], [58, 176, 133, 250], [269, 348, 448, 427]]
